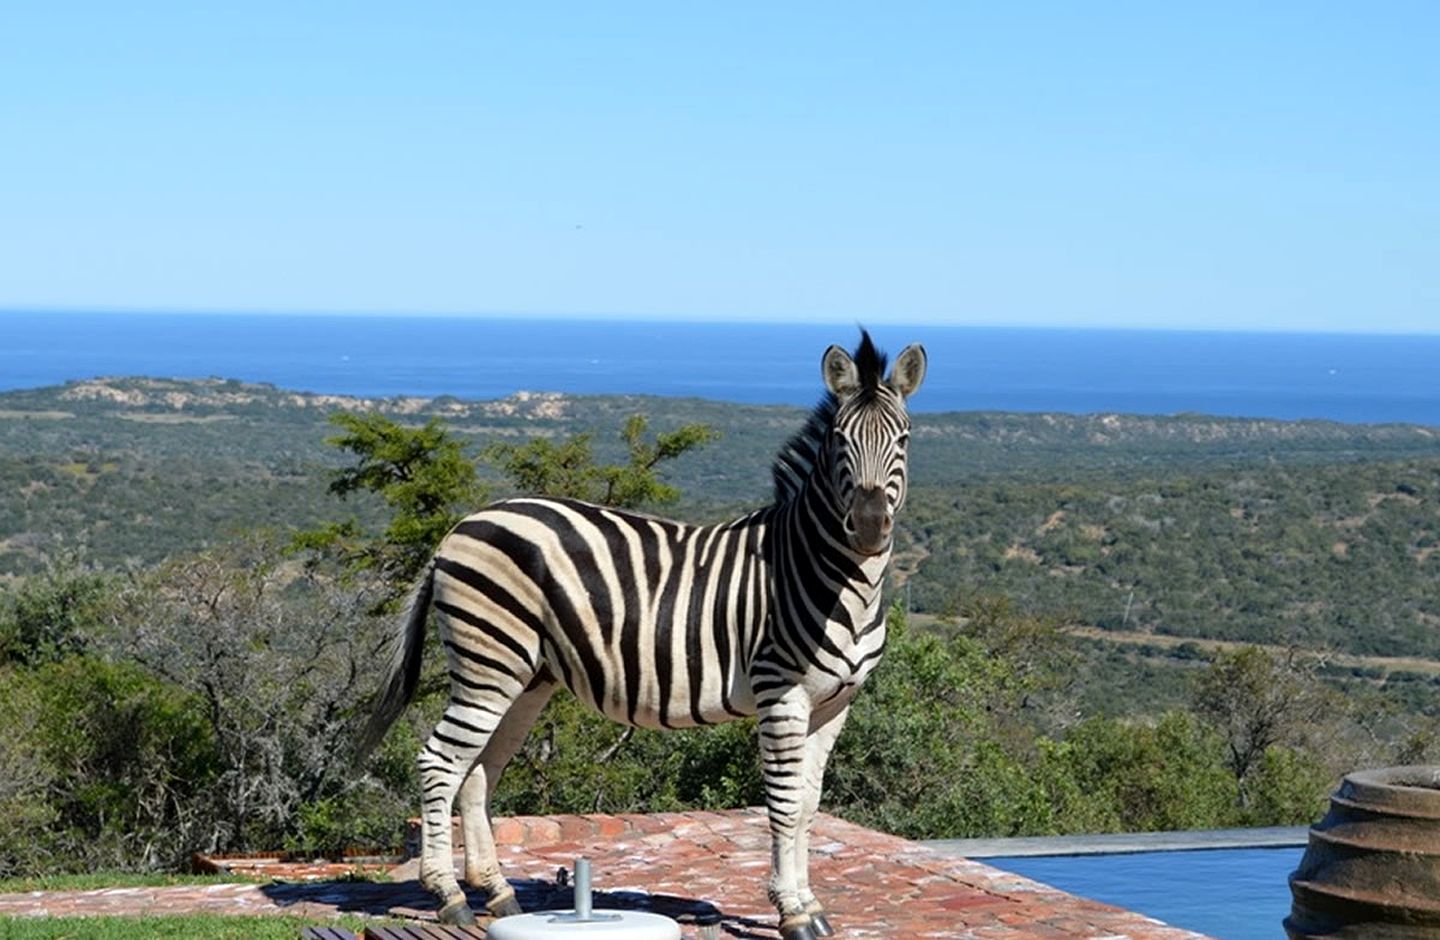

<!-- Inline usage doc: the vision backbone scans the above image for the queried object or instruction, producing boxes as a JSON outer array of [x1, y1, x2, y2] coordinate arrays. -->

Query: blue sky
[[1, 2, 1436, 331]]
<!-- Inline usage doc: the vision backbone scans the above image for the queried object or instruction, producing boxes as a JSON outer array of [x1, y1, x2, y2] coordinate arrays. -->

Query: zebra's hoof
[[810, 912, 835, 937], [438, 897, 477, 926], [779, 916, 819, 940], [486, 894, 524, 918]]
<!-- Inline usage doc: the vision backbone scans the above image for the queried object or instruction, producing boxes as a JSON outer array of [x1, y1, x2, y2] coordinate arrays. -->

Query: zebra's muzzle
[[848, 485, 893, 555]]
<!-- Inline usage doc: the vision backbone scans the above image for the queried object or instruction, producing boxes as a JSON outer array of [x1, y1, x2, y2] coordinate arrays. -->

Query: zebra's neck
[[775, 465, 891, 620]]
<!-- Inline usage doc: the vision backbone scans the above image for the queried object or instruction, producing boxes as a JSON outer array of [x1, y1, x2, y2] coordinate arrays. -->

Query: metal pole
[[574, 857, 592, 920]]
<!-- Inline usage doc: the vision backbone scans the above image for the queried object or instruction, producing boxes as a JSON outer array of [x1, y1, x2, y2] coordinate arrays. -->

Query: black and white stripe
[[362, 331, 926, 938]]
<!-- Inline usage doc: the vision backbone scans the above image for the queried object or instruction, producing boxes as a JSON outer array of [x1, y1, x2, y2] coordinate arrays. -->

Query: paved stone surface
[[0, 810, 1213, 938]]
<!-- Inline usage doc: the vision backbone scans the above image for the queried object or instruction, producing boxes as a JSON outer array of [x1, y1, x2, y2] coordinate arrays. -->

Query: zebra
[[360, 331, 926, 940]]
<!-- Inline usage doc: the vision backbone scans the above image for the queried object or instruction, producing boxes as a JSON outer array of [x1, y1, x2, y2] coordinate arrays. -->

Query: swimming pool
[[986, 846, 1304, 939]]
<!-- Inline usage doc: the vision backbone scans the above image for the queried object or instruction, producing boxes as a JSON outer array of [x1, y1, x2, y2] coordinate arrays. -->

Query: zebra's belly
[[543, 634, 759, 731], [618, 678, 758, 730]]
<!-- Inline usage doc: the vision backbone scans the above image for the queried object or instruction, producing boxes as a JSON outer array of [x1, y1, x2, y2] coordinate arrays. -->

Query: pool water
[[987, 847, 1305, 940]]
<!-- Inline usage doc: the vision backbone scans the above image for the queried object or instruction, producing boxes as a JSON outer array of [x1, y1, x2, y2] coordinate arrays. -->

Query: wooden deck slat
[[300, 928, 358, 940], [361, 928, 400, 940], [362, 928, 403, 940], [361, 927, 487, 940]]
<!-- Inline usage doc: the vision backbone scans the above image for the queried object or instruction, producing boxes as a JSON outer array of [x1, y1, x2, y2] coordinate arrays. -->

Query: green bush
[[0, 567, 113, 666], [292, 783, 413, 856], [1243, 746, 1331, 826], [0, 658, 219, 876], [1038, 712, 1239, 833]]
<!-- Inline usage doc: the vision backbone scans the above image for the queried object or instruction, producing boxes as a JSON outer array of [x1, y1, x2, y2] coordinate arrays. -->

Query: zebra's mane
[[771, 331, 888, 504]]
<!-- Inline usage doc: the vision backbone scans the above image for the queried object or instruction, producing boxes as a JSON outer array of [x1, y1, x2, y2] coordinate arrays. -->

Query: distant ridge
[[4, 376, 1440, 488]]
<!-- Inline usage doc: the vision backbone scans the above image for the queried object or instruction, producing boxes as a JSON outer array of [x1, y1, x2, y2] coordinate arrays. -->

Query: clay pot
[[1286, 765, 1440, 938]]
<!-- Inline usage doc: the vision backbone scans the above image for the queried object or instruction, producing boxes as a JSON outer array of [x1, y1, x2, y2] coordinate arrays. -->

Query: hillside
[[3, 377, 1440, 665], [902, 459, 1440, 658]]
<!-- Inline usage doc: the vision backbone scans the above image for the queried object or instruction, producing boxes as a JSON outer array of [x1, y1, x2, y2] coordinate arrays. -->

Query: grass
[[0, 914, 378, 938], [0, 872, 400, 938], [0, 872, 264, 894]]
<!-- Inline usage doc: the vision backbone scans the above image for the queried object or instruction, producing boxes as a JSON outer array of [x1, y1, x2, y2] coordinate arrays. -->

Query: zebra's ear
[[822, 345, 861, 398], [888, 344, 927, 398]]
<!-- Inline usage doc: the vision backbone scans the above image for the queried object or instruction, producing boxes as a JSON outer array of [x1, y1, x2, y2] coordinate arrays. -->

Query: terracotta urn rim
[[1337, 765, 1440, 818]]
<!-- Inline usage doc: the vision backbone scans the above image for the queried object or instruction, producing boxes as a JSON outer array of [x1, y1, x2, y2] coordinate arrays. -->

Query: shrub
[[0, 658, 218, 875]]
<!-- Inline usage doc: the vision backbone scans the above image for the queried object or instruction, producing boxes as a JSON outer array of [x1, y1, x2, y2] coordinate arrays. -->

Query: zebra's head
[[820, 332, 927, 556]]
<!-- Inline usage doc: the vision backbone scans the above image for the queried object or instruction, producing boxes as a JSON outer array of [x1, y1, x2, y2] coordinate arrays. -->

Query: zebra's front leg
[[759, 689, 819, 940], [795, 703, 850, 938]]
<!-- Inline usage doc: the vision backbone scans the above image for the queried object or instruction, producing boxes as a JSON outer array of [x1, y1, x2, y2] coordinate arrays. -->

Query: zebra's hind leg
[[795, 704, 850, 939], [455, 673, 556, 918], [418, 686, 532, 925]]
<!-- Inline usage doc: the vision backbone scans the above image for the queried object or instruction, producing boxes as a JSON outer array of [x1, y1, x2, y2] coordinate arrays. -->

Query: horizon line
[[3, 305, 1438, 339]]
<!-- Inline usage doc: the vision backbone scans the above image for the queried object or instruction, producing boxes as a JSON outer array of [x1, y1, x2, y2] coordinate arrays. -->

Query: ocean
[[2, 311, 1438, 426]]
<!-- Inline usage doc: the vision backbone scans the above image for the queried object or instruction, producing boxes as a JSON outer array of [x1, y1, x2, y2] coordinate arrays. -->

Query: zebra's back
[[432, 497, 770, 730]]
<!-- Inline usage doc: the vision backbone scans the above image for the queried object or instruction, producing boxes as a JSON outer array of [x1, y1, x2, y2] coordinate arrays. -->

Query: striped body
[[435, 498, 770, 730], [430, 487, 890, 736], [365, 332, 926, 939]]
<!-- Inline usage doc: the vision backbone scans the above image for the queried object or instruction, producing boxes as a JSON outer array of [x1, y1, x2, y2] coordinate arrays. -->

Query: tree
[[0, 563, 113, 666], [105, 533, 402, 856], [940, 592, 1076, 733], [293, 413, 486, 602], [485, 414, 718, 510], [300, 411, 715, 604], [483, 434, 597, 503], [1191, 645, 1333, 807]]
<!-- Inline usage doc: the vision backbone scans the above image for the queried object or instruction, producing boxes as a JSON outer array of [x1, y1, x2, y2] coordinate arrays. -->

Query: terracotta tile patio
[[0, 809, 1212, 939]]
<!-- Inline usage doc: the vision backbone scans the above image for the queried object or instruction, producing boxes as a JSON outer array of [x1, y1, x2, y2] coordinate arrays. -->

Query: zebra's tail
[[356, 566, 434, 762]]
